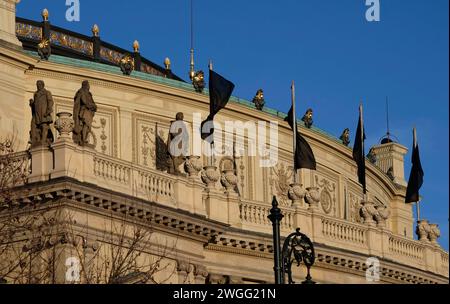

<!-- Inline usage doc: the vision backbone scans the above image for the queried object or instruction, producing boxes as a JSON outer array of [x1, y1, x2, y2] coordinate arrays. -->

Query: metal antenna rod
[[189, 0, 195, 80], [190, 0, 194, 50], [386, 96, 390, 141], [291, 81, 298, 184]]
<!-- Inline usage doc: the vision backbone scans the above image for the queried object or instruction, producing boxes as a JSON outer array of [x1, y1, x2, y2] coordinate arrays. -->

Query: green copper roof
[[23, 50, 345, 146]]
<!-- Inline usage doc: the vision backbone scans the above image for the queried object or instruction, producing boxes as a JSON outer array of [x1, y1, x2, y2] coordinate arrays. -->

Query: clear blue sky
[[17, 0, 449, 249]]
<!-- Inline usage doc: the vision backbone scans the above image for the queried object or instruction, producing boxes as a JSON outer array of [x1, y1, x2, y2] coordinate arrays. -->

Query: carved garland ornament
[[315, 176, 336, 215], [270, 163, 293, 206]]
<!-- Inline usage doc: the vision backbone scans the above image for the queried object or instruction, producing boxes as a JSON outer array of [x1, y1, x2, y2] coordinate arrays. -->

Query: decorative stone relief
[[193, 264, 208, 284], [176, 259, 194, 284], [315, 176, 337, 215], [155, 127, 169, 172], [239, 158, 245, 195], [55, 101, 116, 156], [270, 162, 294, 207], [90, 113, 114, 155], [206, 273, 228, 284], [99, 118, 107, 154], [320, 190, 333, 214], [133, 117, 169, 170], [141, 125, 155, 167], [349, 192, 363, 223]]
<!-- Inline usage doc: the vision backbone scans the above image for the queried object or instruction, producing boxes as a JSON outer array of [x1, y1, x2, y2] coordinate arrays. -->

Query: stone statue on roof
[[29, 80, 54, 147], [340, 128, 350, 146], [253, 89, 265, 111], [73, 80, 97, 146], [302, 108, 313, 128]]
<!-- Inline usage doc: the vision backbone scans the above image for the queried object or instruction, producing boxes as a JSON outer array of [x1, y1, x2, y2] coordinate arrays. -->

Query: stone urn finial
[[54, 112, 74, 140], [184, 156, 203, 178], [428, 224, 441, 245], [201, 166, 219, 189], [416, 220, 431, 242], [374, 205, 390, 228], [289, 183, 306, 208], [360, 200, 377, 226], [221, 169, 238, 193], [305, 187, 320, 210]]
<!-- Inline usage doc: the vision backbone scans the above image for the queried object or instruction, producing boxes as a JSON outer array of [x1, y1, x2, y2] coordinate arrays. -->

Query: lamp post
[[268, 196, 316, 284], [268, 196, 283, 284]]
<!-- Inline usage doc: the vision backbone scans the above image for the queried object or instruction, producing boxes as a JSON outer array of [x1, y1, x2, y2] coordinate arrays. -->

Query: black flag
[[353, 106, 366, 193], [284, 106, 316, 170], [405, 132, 424, 203], [201, 70, 235, 143]]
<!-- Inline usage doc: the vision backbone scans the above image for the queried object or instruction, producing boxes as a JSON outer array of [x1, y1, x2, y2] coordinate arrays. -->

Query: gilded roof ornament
[[42, 9, 49, 21], [339, 128, 350, 146], [119, 54, 135, 76], [302, 108, 314, 128], [133, 40, 140, 53], [252, 89, 265, 111], [92, 24, 100, 37], [192, 71, 205, 93], [37, 39, 51, 60], [164, 57, 171, 70]]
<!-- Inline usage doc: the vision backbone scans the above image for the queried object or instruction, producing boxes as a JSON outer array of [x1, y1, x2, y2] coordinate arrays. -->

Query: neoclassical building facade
[[0, 2, 448, 284]]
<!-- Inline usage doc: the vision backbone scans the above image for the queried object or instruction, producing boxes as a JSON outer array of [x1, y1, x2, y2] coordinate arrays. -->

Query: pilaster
[[0, 0, 22, 48]]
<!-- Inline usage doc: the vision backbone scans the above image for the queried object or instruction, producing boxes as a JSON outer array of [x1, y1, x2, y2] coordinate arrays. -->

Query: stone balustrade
[[239, 200, 294, 232], [321, 217, 367, 246], [388, 234, 424, 261], [24, 138, 449, 279]]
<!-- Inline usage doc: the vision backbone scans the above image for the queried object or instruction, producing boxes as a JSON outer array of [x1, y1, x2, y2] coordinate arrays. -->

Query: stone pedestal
[[50, 139, 96, 185], [205, 190, 227, 224], [192, 179, 207, 216], [28, 145, 53, 183]]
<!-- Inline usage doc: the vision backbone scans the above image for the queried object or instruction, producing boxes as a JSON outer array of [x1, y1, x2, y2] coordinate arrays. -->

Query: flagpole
[[359, 103, 367, 200], [189, 0, 195, 80], [209, 60, 215, 167], [291, 81, 298, 184], [413, 127, 420, 222]]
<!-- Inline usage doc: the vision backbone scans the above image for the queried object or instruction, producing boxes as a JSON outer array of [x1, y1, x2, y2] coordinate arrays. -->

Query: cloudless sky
[[17, 0, 449, 249]]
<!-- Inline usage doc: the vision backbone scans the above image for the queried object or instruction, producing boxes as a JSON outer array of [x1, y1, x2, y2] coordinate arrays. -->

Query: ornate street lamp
[[268, 196, 316, 284]]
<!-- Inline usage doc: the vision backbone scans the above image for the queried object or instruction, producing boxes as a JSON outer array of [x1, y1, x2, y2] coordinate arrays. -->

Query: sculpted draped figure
[[73, 81, 97, 146], [29, 80, 54, 147], [167, 112, 188, 176]]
